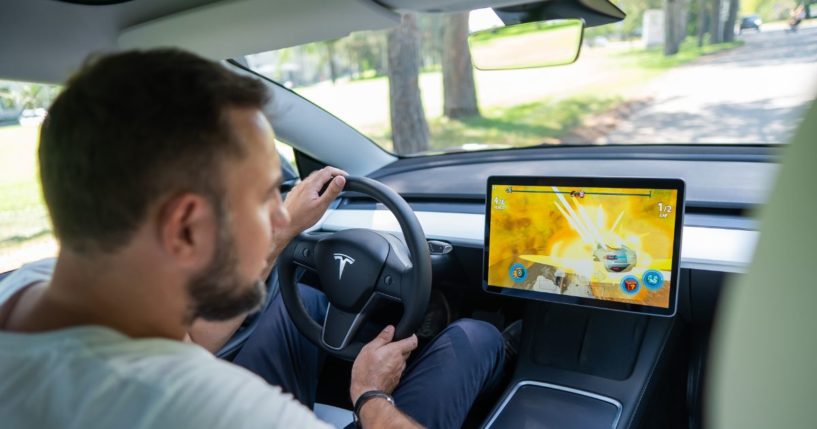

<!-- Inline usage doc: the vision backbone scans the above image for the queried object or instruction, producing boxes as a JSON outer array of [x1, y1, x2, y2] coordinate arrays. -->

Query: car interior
[[1, 0, 815, 428]]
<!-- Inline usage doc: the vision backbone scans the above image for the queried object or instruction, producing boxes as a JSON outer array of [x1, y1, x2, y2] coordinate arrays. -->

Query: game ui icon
[[642, 270, 664, 290], [509, 263, 527, 283], [620, 275, 640, 295]]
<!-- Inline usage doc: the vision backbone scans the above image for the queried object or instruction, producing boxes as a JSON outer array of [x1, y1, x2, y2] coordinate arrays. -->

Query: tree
[[325, 39, 339, 84], [664, 0, 682, 55], [697, 0, 708, 46], [722, 0, 739, 42], [442, 12, 480, 119], [387, 13, 430, 155], [710, 0, 724, 43]]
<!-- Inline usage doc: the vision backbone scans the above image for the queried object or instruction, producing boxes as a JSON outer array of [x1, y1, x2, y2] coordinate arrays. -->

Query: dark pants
[[232, 285, 505, 429]]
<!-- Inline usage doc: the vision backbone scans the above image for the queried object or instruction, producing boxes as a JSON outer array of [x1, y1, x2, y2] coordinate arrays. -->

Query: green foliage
[[741, 0, 799, 21], [0, 81, 61, 111], [586, 0, 664, 39]]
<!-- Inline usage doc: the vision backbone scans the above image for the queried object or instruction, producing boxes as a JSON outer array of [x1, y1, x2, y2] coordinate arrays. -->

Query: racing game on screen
[[487, 185, 679, 308]]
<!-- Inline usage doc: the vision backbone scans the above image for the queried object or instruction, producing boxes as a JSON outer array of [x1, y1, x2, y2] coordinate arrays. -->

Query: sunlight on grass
[[617, 39, 744, 70], [0, 125, 55, 272], [428, 96, 621, 150], [369, 95, 621, 152]]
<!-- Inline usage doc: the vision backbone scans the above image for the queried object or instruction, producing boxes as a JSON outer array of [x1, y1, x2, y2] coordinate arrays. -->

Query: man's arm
[[189, 167, 347, 353], [351, 326, 424, 429]]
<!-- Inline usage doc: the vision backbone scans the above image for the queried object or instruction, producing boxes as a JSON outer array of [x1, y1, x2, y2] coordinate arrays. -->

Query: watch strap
[[353, 390, 395, 426]]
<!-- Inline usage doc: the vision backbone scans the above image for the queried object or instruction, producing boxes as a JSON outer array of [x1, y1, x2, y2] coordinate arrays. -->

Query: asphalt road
[[598, 25, 817, 144]]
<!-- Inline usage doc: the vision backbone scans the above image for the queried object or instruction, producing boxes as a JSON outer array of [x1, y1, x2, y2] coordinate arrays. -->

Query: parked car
[[739, 14, 762, 33], [17, 107, 47, 126]]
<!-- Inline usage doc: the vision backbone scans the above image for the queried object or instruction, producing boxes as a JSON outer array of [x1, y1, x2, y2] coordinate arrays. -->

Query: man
[[0, 49, 504, 428]]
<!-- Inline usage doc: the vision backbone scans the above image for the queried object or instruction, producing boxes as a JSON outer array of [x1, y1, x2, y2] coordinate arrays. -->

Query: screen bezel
[[482, 176, 685, 317]]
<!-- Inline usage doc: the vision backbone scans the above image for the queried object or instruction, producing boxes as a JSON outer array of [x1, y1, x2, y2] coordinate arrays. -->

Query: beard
[[186, 211, 267, 322]]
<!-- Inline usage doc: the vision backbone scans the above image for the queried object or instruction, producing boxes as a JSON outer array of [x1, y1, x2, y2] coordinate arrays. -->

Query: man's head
[[39, 49, 290, 322]]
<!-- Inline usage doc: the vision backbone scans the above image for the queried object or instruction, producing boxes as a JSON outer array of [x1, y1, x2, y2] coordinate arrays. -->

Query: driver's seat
[[708, 101, 817, 427]]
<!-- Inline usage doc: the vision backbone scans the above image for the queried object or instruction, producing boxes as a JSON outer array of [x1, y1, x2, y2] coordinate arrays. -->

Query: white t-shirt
[[0, 259, 332, 429]]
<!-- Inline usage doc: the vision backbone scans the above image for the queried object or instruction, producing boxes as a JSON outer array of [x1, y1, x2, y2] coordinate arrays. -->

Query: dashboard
[[309, 145, 772, 276], [299, 144, 776, 428]]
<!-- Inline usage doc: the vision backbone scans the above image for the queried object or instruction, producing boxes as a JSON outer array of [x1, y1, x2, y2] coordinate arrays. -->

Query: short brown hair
[[39, 49, 270, 253]]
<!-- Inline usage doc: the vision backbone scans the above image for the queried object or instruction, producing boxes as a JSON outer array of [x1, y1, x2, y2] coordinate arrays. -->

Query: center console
[[480, 176, 686, 428], [481, 297, 682, 428]]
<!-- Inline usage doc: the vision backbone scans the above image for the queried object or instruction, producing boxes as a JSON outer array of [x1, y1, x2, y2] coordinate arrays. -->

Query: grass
[[0, 125, 55, 271], [367, 94, 622, 152], [617, 39, 745, 70], [427, 95, 621, 150]]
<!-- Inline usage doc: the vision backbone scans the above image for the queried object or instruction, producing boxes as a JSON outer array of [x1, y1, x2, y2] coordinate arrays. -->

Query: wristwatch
[[353, 390, 395, 427]]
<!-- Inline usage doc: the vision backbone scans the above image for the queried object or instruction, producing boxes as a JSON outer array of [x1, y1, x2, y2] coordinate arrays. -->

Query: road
[[597, 25, 817, 144]]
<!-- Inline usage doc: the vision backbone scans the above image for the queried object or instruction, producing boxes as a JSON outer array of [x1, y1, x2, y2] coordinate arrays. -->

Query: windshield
[[246, 3, 817, 155]]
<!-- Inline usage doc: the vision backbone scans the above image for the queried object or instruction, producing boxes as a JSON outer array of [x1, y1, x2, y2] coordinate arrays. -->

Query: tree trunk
[[664, 0, 681, 55], [387, 13, 430, 155], [723, 0, 739, 42], [326, 41, 338, 84], [677, 0, 689, 46], [710, 0, 723, 44], [697, 0, 707, 46], [442, 12, 480, 119]]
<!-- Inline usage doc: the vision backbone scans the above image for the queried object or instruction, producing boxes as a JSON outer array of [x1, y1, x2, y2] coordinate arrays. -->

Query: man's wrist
[[358, 396, 392, 422], [353, 390, 395, 426]]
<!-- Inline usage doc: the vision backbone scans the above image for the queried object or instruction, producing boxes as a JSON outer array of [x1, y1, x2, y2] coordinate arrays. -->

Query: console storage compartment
[[484, 381, 621, 429]]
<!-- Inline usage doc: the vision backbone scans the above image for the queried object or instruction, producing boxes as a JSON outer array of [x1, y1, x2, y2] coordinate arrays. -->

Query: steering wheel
[[277, 176, 432, 361]]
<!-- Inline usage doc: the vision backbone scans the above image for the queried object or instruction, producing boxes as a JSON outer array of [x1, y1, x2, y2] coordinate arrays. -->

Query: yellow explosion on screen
[[488, 185, 678, 307]]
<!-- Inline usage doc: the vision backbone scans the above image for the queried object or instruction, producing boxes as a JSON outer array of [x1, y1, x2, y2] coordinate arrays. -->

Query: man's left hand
[[276, 166, 347, 247]]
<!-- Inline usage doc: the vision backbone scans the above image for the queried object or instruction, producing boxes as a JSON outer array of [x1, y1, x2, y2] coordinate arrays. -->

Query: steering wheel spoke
[[288, 232, 330, 272], [321, 304, 367, 351], [375, 232, 413, 300]]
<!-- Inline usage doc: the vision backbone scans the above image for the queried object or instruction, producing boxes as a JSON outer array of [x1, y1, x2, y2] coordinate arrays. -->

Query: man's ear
[[156, 193, 218, 270]]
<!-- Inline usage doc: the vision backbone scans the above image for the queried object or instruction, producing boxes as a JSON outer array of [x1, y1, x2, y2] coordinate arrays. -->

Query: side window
[[0, 82, 300, 273], [0, 80, 61, 272], [275, 140, 299, 180]]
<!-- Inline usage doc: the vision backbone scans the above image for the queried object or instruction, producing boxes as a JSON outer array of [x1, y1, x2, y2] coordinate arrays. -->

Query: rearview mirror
[[468, 18, 584, 70]]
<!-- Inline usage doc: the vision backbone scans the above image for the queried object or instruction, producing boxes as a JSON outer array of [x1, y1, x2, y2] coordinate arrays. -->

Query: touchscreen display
[[485, 178, 682, 313]]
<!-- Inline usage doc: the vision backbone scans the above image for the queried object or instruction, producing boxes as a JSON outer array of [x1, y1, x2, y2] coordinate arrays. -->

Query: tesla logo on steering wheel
[[333, 253, 355, 280]]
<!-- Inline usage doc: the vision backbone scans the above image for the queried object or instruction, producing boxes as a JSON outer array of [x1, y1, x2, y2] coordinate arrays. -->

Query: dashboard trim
[[317, 209, 757, 274]]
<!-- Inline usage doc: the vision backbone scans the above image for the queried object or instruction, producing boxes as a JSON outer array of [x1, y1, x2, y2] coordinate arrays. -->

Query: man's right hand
[[350, 325, 418, 404]]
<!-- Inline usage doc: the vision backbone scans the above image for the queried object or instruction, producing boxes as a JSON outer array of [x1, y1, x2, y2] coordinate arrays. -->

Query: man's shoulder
[[0, 329, 330, 428], [139, 351, 331, 428]]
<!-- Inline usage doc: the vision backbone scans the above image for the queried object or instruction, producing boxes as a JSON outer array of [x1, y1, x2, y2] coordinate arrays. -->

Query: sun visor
[[379, 0, 624, 27], [118, 0, 399, 60], [494, 0, 626, 28]]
